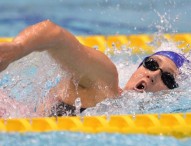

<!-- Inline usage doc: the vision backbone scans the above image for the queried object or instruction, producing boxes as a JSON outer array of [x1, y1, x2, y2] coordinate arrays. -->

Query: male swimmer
[[0, 20, 188, 117]]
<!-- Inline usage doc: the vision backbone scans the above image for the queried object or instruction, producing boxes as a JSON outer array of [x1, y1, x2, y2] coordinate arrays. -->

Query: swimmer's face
[[124, 55, 179, 92]]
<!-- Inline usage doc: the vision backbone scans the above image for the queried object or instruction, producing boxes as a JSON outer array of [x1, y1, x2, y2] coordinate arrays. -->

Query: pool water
[[1, 132, 191, 146], [0, 0, 191, 146], [0, 0, 191, 36]]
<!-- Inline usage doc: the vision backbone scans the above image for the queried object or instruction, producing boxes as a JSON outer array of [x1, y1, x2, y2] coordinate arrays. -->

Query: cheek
[[149, 80, 169, 92]]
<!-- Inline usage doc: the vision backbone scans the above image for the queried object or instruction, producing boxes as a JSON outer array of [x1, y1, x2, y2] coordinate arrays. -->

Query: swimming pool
[[0, 0, 191, 146]]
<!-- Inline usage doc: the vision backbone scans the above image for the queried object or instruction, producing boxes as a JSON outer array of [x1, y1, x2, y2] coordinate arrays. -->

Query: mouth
[[134, 81, 147, 93]]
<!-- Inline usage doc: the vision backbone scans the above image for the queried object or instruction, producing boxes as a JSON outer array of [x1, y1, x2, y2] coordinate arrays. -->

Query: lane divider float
[[0, 113, 191, 138], [1, 33, 191, 54]]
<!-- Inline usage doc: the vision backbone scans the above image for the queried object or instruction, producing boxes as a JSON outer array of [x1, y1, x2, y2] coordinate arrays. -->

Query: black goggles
[[142, 57, 179, 89]]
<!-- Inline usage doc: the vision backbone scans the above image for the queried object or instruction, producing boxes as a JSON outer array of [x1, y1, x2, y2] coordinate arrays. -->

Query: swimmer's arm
[[0, 20, 119, 92]]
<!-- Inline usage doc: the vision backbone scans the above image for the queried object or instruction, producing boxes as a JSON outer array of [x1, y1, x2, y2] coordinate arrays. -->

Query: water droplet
[[74, 97, 82, 115]]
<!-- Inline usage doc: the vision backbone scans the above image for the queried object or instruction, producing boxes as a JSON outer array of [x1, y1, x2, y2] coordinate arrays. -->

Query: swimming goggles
[[142, 57, 179, 89]]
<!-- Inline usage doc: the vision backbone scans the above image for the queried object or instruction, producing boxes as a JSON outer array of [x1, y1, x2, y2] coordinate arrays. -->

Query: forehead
[[151, 55, 178, 73]]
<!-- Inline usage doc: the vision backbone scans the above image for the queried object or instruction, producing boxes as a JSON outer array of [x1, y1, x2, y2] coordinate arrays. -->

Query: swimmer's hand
[[0, 42, 22, 72]]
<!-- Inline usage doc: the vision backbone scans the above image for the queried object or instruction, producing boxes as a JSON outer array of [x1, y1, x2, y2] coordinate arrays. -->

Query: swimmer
[[0, 20, 188, 117]]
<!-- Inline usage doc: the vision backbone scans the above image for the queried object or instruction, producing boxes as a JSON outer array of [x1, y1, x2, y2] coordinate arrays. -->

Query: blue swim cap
[[152, 51, 188, 68]]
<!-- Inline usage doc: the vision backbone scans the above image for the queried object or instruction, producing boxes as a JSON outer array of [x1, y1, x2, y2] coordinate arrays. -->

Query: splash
[[81, 86, 191, 116], [74, 97, 82, 115], [0, 39, 191, 118], [81, 42, 191, 116], [0, 29, 191, 119], [0, 51, 65, 118], [155, 41, 182, 53]]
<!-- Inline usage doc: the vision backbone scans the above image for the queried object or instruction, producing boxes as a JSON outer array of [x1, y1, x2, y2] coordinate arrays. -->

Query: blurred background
[[0, 0, 190, 36]]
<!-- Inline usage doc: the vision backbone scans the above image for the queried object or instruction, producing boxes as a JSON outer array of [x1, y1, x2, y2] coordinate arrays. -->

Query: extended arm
[[0, 20, 118, 91]]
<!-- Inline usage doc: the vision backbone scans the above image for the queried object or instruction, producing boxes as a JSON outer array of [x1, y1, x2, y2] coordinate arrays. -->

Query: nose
[[146, 69, 161, 84]]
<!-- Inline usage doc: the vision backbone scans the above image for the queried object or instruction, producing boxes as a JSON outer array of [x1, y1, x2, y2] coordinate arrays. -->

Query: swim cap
[[152, 51, 188, 68]]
